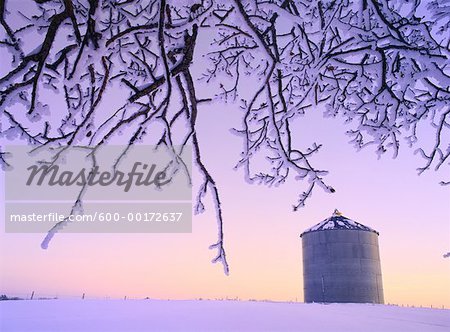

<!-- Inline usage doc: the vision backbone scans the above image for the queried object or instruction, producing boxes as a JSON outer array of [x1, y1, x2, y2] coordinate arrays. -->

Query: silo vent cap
[[300, 210, 379, 237], [333, 209, 342, 216]]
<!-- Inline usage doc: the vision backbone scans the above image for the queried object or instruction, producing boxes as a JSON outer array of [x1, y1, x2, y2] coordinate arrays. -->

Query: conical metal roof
[[300, 209, 379, 237]]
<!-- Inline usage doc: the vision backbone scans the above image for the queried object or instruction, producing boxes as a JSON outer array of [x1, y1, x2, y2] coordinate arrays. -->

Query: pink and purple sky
[[1, 99, 449, 307]]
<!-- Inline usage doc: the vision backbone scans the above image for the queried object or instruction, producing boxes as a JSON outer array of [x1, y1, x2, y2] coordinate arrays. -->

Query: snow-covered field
[[1, 299, 449, 331]]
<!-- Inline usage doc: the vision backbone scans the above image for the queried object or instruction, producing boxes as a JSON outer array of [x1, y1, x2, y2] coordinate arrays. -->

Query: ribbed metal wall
[[302, 229, 384, 303]]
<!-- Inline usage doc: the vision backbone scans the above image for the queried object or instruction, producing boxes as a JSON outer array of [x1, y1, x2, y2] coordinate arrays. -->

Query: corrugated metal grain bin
[[301, 210, 384, 304]]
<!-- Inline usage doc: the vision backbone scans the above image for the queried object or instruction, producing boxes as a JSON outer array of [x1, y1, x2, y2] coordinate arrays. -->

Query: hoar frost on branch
[[0, 0, 449, 273]]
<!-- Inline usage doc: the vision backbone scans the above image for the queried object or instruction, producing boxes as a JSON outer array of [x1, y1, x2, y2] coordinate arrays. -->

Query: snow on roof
[[300, 209, 379, 237]]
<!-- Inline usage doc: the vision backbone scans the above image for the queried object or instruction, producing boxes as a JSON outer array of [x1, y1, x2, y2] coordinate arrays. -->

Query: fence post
[[30, 291, 34, 300]]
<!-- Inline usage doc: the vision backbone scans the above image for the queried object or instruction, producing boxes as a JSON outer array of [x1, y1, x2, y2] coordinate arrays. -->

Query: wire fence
[[0, 292, 149, 301], [0, 292, 448, 310]]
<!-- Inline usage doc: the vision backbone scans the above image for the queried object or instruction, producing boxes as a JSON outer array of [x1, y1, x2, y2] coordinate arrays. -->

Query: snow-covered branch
[[1, 0, 449, 273]]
